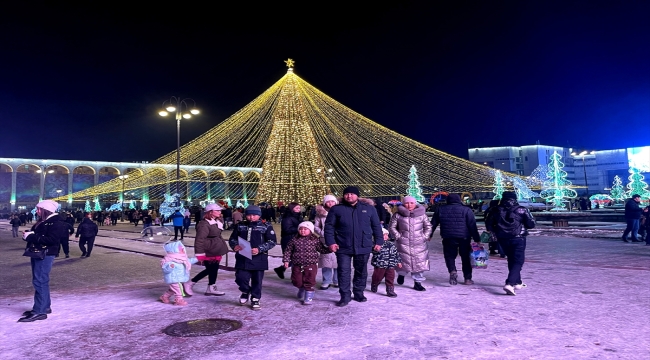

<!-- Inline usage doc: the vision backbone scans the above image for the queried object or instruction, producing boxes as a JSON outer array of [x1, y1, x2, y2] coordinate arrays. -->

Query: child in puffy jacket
[[160, 240, 197, 306], [370, 228, 402, 297]]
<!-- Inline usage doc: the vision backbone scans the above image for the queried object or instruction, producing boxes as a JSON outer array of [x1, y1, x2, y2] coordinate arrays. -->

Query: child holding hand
[[160, 240, 198, 306], [370, 228, 402, 297], [283, 221, 331, 305]]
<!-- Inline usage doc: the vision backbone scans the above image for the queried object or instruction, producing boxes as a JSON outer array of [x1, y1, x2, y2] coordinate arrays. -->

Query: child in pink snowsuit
[[160, 241, 197, 306]]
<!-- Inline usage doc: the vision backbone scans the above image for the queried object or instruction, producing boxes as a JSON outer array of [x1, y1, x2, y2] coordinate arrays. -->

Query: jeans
[[192, 260, 220, 285], [622, 219, 640, 241], [31, 255, 55, 314], [173, 226, 184, 239], [321, 267, 338, 286], [12, 226, 19, 238], [442, 238, 473, 280], [498, 237, 526, 286], [79, 236, 95, 256], [336, 253, 370, 301]]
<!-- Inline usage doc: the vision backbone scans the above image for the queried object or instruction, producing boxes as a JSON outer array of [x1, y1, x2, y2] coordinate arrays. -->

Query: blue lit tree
[[492, 170, 505, 200], [406, 165, 425, 202], [93, 197, 102, 211], [511, 177, 539, 201], [609, 175, 626, 202], [84, 200, 91, 213], [540, 151, 577, 210]]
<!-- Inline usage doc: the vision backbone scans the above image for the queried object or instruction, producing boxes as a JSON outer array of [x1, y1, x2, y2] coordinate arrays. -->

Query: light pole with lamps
[[118, 175, 129, 209], [158, 97, 199, 196], [36, 168, 54, 201], [571, 150, 595, 196]]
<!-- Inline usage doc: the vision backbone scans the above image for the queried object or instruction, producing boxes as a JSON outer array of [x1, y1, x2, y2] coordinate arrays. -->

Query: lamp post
[[158, 97, 199, 195], [118, 175, 129, 209], [571, 150, 595, 196], [36, 168, 54, 201]]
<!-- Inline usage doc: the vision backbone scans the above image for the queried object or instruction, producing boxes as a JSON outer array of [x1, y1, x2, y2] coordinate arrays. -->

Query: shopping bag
[[470, 242, 488, 269], [480, 231, 495, 243]]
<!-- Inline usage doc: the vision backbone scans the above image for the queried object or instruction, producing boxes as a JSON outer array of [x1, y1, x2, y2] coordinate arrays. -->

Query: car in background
[[517, 200, 553, 211]]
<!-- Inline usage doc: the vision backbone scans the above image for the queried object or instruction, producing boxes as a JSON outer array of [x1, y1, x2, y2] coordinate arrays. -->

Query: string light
[[58, 62, 509, 205]]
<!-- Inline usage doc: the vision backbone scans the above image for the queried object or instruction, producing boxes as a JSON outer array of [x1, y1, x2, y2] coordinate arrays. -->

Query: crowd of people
[[14, 189, 649, 321]]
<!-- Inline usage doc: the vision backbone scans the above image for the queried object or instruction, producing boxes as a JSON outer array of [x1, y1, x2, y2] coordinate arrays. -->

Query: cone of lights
[[57, 62, 509, 205]]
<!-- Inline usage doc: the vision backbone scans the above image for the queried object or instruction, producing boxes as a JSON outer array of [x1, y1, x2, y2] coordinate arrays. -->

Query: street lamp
[[571, 150, 596, 196], [118, 175, 129, 208], [159, 97, 199, 195], [36, 168, 55, 200]]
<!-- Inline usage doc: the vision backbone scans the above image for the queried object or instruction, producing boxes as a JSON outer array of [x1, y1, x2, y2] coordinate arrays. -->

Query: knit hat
[[501, 191, 517, 200], [205, 203, 223, 212], [245, 205, 262, 216], [36, 200, 59, 213], [403, 196, 417, 203], [322, 194, 338, 205], [382, 227, 389, 235], [298, 221, 315, 234], [343, 186, 360, 196]]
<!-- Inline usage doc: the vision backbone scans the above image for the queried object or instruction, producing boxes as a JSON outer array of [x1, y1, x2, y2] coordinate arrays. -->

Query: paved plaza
[[0, 220, 648, 359]]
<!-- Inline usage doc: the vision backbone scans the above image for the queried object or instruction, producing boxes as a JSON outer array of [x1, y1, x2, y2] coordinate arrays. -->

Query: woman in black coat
[[19, 200, 69, 322], [273, 202, 302, 279]]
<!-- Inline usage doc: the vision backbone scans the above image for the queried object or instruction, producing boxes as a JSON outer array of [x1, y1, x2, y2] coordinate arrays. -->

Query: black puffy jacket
[[25, 214, 69, 257], [431, 195, 480, 241], [624, 198, 643, 220], [485, 199, 536, 239], [324, 198, 384, 255], [76, 218, 99, 238]]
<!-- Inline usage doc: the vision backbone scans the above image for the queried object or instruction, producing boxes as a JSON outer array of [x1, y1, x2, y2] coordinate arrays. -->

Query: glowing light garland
[[540, 151, 577, 210], [57, 62, 511, 205], [511, 177, 539, 201]]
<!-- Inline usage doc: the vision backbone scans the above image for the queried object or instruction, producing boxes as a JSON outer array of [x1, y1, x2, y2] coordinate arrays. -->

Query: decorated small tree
[[540, 151, 577, 210], [129, 201, 136, 210], [406, 165, 425, 202], [141, 195, 149, 210], [93, 197, 102, 211], [492, 170, 505, 200], [626, 167, 649, 199], [84, 200, 91, 213], [609, 175, 626, 203]]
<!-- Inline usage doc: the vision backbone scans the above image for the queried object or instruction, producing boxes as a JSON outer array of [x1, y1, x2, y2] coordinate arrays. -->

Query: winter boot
[[183, 282, 195, 296], [449, 271, 458, 285], [370, 283, 379, 293], [297, 288, 305, 299], [159, 293, 172, 304], [274, 266, 286, 279], [386, 286, 397, 298], [413, 282, 426, 291], [174, 296, 188, 306], [205, 284, 225, 296], [303, 291, 314, 305]]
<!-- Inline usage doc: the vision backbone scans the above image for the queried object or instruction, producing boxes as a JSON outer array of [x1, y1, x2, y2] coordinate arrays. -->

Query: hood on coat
[[447, 193, 462, 204], [397, 204, 426, 217], [164, 241, 186, 254], [316, 204, 329, 216], [338, 197, 376, 206]]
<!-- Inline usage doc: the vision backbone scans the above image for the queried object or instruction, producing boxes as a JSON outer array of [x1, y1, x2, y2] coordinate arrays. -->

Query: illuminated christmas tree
[[609, 175, 626, 202], [84, 200, 91, 213], [626, 167, 649, 197], [406, 165, 425, 202], [93, 197, 101, 211], [129, 201, 136, 210], [492, 170, 505, 200], [141, 195, 149, 210], [540, 151, 577, 210]]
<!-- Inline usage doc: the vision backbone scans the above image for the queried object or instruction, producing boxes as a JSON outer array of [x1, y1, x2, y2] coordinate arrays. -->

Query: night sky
[[2, 1, 649, 162]]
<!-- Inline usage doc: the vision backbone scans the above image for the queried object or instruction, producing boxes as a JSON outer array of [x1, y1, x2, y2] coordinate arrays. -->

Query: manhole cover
[[163, 318, 242, 337]]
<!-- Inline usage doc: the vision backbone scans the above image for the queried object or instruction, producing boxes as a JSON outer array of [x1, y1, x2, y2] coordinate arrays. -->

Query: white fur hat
[[298, 221, 315, 234], [322, 194, 338, 205], [382, 227, 389, 235], [403, 196, 417, 203], [37, 200, 59, 213], [205, 203, 223, 212]]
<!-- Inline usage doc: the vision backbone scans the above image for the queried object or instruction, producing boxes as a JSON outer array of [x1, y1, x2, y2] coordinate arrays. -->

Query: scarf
[[161, 253, 192, 274]]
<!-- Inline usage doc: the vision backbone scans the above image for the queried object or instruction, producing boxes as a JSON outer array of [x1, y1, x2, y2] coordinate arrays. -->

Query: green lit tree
[[129, 201, 136, 210], [406, 165, 425, 202], [626, 167, 649, 199], [609, 175, 626, 202], [141, 195, 149, 210], [492, 170, 505, 200], [84, 200, 91, 213], [93, 197, 102, 211], [540, 151, 577, 210]]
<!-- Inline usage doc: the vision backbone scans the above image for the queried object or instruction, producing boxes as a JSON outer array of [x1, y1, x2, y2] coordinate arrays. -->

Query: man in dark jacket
[[229, 205, 277, 310], [274, 202, 302, 279], [324, 186, 384, 307], [431, 193, 481, 286], [622, 194, 643, 242], [485, 191, 536, 296], [76, 212, 99, 257]]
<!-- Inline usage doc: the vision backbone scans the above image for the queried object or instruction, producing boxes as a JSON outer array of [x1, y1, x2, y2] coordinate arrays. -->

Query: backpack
[[494, 206, 527, 238]]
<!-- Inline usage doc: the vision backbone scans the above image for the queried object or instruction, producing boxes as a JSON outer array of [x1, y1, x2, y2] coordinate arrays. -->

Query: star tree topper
[[284, 58, 295, 68]]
